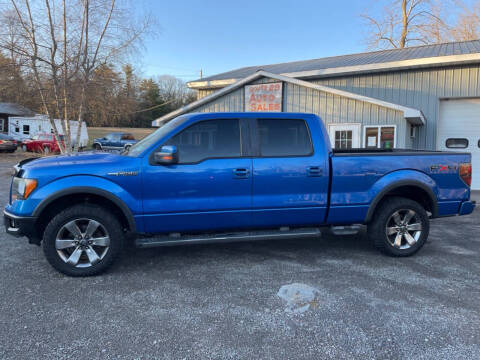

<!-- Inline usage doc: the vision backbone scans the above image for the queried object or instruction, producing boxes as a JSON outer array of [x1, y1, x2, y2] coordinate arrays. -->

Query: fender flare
[[92, 142, 103, 149], [32, 186, 137, 232], [364, 179, 438, 223]]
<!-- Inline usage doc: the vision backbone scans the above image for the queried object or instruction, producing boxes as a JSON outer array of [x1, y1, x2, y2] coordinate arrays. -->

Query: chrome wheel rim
[[385, 209, 422, 250], [55, 218, 110, 268]]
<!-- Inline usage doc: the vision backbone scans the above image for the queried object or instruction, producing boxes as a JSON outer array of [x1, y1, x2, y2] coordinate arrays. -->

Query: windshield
[[125, 116, 187, 157]]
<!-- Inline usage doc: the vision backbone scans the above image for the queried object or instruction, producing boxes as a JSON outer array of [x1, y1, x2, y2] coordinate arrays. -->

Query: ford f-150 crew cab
[[4, 112, 476, 276]]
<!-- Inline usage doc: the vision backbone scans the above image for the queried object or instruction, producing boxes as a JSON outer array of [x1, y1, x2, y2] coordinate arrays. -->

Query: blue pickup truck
[[4, 112, 475, 276], [92, 132, 137, 152]]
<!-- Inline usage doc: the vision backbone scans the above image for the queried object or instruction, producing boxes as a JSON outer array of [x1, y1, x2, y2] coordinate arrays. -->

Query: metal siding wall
[[196, 88, 244, 113], [284, 83, 406, 147], [197, 89, 217, 100], [313, 65, 480, 149]]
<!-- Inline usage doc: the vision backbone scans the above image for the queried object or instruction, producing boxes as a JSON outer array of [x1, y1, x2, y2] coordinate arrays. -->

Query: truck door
[[141, 118, 252, 233], [251, 117, 330, 227]]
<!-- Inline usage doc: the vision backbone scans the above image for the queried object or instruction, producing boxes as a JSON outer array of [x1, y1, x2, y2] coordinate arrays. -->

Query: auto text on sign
[[245, 83, 282, 112]]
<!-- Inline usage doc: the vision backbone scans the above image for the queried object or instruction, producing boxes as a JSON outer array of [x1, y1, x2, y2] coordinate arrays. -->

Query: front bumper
[[459, 201, 476, 216], [3, 210, 39, 244]]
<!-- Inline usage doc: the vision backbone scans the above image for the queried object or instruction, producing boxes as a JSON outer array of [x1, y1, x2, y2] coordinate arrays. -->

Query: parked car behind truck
[[22, 133, 65, 154], [92, 132, 137, 152], [4, 112, 475, 276], [0, 134, 18, 153]]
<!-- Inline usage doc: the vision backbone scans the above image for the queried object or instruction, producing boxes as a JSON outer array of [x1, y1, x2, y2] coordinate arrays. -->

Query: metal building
[[153, 40, 480, 189]]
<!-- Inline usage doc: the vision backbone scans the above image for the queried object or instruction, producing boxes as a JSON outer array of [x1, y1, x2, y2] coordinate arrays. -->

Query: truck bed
[[332, 148, 469, 156], [328, 148, 472, 224]]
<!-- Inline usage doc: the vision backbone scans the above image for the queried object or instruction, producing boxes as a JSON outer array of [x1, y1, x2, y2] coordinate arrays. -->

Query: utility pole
[[200, 69, 203, 79]]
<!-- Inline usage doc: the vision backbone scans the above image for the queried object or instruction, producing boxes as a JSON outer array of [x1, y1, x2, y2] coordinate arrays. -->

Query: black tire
[[42, 204, 124, 276], [93, 143, 101, 150], [367, 196, 429, 257]]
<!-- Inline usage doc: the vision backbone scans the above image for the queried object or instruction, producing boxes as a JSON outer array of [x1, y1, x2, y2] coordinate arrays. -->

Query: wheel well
[[367, 185, 437, 222], [35, 193, 131, 237]]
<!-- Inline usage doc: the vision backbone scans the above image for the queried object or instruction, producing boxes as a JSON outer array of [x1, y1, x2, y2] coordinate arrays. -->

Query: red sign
[[245, 83, 282, 112]]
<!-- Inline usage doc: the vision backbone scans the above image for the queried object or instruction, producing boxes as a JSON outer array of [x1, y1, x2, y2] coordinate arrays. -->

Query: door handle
[[232, 168, 250, 179], [307, 166, 323, 177]]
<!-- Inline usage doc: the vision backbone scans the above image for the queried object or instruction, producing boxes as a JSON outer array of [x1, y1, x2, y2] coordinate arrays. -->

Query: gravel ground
[[0, 159, 479, 360]]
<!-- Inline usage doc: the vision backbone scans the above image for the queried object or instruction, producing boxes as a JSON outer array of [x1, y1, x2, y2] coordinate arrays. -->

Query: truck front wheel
[[42, 204, 124, 276], [368, 197, 430, 257]]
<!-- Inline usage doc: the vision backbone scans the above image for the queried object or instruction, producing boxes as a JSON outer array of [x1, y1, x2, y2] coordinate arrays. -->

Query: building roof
[[188, 40, 480, 89], [0, 103, 34, 116], [154, 70, 425, 126]]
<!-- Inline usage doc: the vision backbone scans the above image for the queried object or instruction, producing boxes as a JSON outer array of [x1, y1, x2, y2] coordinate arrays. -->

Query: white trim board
[[153, 71, 425, 126]]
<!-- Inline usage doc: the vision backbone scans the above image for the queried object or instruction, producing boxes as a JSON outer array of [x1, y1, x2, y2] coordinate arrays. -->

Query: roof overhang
[[153, 70, 425, 127], [187, 53, 480, 90]]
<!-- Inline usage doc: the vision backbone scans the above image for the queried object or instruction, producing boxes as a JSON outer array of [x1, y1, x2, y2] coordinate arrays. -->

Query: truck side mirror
[[154, 145, 178, 165]]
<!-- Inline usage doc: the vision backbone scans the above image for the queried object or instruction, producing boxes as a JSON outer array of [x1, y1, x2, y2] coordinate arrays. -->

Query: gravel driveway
[[0, 159, 479, 359]]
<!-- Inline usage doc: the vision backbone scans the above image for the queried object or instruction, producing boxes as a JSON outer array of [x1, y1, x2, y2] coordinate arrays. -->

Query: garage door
[[438, 98, 480, 190]]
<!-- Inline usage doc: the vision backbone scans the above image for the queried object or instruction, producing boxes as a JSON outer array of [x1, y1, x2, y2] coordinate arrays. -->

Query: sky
[[138, 0, 376, 81]]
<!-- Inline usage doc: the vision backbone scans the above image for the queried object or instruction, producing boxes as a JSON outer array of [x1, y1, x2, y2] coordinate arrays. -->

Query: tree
[[0, 0, 152, 153], [449, 1, 480, 41], [362, 0, 452, 49], [362, 0, 480, 50]]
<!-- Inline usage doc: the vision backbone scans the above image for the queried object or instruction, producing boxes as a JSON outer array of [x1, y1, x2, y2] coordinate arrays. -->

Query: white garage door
[[438, 98, 480, 189]]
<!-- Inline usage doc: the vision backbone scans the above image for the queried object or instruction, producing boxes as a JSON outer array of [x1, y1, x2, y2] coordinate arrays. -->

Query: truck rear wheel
[[367, 197, 429, 257], [42, 204, 124, 276]]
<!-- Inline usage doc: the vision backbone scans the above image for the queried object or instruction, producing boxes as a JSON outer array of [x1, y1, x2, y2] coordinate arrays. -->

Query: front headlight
[[12, 177, 37, 201]]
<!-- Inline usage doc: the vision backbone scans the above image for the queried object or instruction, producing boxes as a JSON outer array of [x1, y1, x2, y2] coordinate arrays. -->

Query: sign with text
[[245, 82, 282, 112]]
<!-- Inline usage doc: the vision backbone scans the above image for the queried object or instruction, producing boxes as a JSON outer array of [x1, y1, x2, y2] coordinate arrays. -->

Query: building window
[[15, 127, 19, 133], [410, 126, 416, 138], [365, 126, 396, 149], [335, 130, 353, 149], [23, 125, 30, 135], [446, 138, 468, 149], [0, 119, 4, 132]]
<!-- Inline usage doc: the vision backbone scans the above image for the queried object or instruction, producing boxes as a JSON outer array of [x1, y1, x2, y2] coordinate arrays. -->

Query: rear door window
[[257, 119, 312, 157]]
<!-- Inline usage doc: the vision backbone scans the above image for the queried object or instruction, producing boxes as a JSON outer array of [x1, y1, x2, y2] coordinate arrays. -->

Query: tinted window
[[257, 119, 312, 156], [166, 119, 241, 163], [446, 138, 468, 149], [0, 134, 12, 140]]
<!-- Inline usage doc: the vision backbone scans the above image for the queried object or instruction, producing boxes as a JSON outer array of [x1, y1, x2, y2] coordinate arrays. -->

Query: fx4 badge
[[107, 171, 138, 176], [430, 165, 457, 173]]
